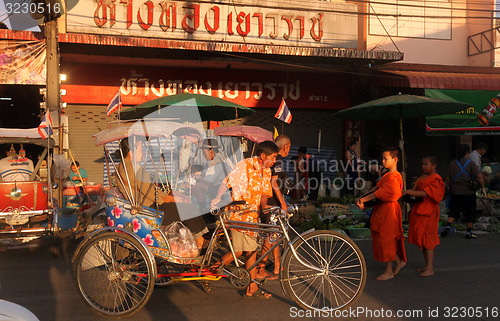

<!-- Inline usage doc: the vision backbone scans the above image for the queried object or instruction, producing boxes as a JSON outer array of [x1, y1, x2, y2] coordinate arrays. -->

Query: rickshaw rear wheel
[[74, 231, 155, 318]]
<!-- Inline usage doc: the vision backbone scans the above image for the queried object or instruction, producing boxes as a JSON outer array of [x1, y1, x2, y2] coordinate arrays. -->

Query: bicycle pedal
[[200, 281, 211, 293]]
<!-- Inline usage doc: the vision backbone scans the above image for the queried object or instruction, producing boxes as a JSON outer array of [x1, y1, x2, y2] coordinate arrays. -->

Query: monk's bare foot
[[419, 269, 434, 277], [394, 261, 406, 275], [416, 267, 426, 273], [376, 272, 394, 281]]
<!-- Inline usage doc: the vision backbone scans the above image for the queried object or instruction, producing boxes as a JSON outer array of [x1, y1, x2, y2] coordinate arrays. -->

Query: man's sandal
[[244, 289, 272, 300]]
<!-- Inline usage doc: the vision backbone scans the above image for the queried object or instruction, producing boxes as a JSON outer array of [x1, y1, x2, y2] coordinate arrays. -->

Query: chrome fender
[[279, 228, 315, 297]]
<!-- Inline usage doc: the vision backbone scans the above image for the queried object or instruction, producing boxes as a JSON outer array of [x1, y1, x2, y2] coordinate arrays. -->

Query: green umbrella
[[335, 94, 472, 120], [119, 93, 255, 121], [335, 94, 471, 189]]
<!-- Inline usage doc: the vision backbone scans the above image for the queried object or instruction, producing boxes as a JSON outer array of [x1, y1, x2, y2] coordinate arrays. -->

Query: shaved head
[[275, 135, 290, 149]]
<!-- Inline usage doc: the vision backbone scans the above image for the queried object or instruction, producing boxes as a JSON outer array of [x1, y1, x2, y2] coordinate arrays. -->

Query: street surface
[[1, 231, 499, 321]]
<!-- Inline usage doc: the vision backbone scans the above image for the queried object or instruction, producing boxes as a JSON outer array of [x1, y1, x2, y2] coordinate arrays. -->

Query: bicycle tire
[[281, 230, 366, 311], [74, 231, 155, 318]]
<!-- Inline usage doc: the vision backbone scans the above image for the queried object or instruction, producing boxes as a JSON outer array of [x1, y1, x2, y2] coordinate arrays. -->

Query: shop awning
[[425, 89, 500, 136], [381, 70, 500, 90], [375, 64, 500, 91]]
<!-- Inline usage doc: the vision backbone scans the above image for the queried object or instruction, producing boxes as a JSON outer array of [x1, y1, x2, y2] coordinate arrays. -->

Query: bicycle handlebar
[[211, 200, 248, 215]]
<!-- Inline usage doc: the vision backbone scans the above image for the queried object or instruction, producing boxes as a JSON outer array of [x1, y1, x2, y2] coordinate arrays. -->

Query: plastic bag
[[52, 154, 71, 180], [163, 221, 199, 258]]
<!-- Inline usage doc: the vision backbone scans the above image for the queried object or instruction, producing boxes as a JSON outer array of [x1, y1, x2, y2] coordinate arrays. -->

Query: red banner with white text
[[61, 64, 350, 110]]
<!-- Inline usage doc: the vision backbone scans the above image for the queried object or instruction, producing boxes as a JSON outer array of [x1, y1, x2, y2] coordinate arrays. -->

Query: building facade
[[1, 0, 402, 184]]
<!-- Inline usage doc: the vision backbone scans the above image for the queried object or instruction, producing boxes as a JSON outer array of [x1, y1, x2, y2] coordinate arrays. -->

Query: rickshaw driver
[[115, 138, 209, 249], [210, 141, 279, 299]]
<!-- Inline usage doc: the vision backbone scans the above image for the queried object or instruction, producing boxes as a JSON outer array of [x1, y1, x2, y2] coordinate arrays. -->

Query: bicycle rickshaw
[[72, 121, 366, 317], [0, 128, 59, 248]]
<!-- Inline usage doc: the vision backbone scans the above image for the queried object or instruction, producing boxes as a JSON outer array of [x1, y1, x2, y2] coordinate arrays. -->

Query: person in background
[[442, 144, 485, 239], [346, 141, 360, 195], [295, 147, 309, 200], [468, 142, 488, 169], [192, 139, 232, 213], [0, 47, 16, 83], [69, 161, 88, 184], [259, 135, 291, 279]]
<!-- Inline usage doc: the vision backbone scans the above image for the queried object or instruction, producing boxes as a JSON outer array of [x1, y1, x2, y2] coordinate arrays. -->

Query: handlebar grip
[[229, 200, 246, 206], [211, 200, 247, 215]]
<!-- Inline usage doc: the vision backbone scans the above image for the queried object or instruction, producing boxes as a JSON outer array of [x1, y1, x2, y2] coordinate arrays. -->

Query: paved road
[[1, 231, 500, 321]]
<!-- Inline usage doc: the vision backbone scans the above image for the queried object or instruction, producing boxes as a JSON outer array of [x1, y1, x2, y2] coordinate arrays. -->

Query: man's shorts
[[231, 230, 259, 252], [449, 194, 476, 223]]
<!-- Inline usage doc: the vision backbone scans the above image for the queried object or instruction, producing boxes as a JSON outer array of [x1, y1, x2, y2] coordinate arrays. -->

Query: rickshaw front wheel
[[74, 231, 155, 318], [281, 230, 366, 312]]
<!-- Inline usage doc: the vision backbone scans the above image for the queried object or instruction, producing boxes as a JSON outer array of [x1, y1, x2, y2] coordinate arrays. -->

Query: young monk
[[356, 147, 406, 281], [403, 154, 445, 277]]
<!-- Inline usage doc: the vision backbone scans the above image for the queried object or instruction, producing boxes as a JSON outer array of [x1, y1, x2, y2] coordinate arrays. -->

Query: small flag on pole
[[274, 98, 292, 124], [38, 111, 53, 139], [106, 90, 122, 116], [274, 126, 279, 139]]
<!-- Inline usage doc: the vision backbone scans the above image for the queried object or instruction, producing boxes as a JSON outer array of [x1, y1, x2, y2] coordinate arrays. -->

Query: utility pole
[[45, 17, 62, 205]]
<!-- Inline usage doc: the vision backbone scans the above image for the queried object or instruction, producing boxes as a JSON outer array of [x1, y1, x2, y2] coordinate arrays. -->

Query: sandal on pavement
[[244, 289, 272, 300]]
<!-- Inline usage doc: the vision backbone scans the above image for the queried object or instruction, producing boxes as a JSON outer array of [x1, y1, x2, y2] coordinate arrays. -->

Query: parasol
[[335, 93, 472, 188], [119, 93, 255, 121], [214, 125, 273, 143]]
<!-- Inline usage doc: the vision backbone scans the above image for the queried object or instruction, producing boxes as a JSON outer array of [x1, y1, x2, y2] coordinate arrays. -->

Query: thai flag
[[274, 98, 292, 124], [106, 90, 122, 116], [38, 111, 53, 139]]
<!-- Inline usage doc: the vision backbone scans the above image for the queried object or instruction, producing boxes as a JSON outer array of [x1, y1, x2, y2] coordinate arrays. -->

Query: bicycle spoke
[[76, 232, 155, 317]]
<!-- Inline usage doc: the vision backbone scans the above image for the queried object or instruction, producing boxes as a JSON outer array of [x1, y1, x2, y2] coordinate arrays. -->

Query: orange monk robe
[[408, 173, 445, 250], [371, 171, 407, 263]]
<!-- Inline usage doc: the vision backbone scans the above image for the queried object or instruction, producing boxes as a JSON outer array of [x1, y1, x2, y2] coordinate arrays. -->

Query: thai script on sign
[[120, 72, 301, 101], [94, 0, 324, 42]]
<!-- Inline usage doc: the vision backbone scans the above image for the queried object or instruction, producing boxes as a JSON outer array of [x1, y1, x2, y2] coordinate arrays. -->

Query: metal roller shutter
[[66, 105, 109, 185]]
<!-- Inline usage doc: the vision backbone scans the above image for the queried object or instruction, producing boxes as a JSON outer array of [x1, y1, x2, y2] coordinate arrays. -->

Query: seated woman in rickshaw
[[115, 137, 208, 249]]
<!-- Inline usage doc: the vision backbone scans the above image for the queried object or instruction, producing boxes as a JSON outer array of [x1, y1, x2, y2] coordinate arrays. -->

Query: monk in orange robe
[[357, 147, 406, 281], [403, 154, 445, 277]]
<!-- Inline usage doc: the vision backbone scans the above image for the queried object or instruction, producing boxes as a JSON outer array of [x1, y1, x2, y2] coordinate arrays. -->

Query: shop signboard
[[0, 40, 46, 85], [65, 0, 358, 52], [426, 89, 500, 136], [61, 64, 350, 109]]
